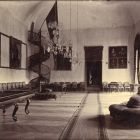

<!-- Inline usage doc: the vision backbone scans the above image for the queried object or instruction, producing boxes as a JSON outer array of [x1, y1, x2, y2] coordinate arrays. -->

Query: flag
[[46, 1, 58, 40]]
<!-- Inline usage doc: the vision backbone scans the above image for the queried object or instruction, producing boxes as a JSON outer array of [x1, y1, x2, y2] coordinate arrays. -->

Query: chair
[[15, 82, 20, 89], [71, 82, 78, 91], [77, 82, 85, 91], [53, 82, 59, 91], [48, 82, 54, 90], [65, 82, 71, 91], [56, 82, 62, 91], [118, 82, 124, 92], [7, 83, 12, 90], [102, 82, 109, 92], [2, 83, 8, 91], [123, 82, 131, 92], [62, 82, 67, 93], [59, 82, 64, 91], [0, 83, 3, 93], [12, 82, 16, 89], [108, 82, 119, 92]]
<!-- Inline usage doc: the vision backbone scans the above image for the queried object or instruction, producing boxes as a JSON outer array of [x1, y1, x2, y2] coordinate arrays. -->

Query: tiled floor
[[101, 92, 140, 140], [0, 92, 86, 140], [0, 92, 140, 140], [69, 92, 137, 140]]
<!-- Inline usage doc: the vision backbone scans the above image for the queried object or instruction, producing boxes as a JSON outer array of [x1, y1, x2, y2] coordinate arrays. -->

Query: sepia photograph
[[0, 0, 140, 139]]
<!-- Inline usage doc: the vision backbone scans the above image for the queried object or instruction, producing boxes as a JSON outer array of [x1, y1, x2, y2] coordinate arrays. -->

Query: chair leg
[[12, 104, 18, 121], [3, 108, 6, 114], [25, 99, 30, 115]]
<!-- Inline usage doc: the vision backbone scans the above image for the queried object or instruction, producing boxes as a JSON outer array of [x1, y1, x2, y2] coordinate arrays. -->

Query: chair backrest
[[22, 82, 26, 88], [72, 82, 77, 86], [7, 83, 12, 90], [118, 82, 123, 86], [79, 82, 85, 89], [102, 82, 108, 86], [123, 82, 130, 86], [0, 83, 3, 91], [109, 82, 119, 87], [2, 83, 7, 90]]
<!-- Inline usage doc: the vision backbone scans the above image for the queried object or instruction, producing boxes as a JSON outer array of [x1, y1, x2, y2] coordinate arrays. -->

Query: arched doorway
[[134, 34, 140, 84]]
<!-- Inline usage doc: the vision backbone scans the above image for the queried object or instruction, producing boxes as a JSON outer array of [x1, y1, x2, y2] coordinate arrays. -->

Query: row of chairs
[[46, 82, 85, 92], [102, 82, 133, 92], [0, 81, 133, 93], [0, 82, 27, 92]]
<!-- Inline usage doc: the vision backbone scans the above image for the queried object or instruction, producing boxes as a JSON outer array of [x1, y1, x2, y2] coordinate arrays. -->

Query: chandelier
[[29, 0, 73, 68]]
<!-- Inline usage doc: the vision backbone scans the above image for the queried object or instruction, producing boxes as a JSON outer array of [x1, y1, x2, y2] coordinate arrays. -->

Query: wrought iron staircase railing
[[28, 31, 51, 89]]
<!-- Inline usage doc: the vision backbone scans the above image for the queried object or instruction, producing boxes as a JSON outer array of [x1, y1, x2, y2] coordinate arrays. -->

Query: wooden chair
[[108, 82, 119, 92], [123, 82, 131, 92], [71, 82, 78, 91], [118, 82, 124, 92], [102, 82, 109, 92], [78, 82, 85, 91], [65, 82, 72, 91]]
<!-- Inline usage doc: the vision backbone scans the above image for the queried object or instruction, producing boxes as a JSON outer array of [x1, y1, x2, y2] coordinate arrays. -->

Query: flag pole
[[39, 19, 46, 33]]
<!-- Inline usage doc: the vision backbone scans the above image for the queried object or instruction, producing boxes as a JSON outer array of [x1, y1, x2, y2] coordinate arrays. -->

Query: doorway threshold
[[86, 85, 101, 93]]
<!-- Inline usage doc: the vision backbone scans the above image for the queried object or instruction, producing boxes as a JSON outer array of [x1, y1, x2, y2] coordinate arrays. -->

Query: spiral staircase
[[28, 31, 51, 92]]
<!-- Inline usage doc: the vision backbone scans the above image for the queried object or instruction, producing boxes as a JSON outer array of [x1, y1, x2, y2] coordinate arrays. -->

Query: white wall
[[0, 7, 29, 83], [0, 2, 136, 84], [134, 20, 140, 35], [83, 26, 135, 83], [50, 26, 135, 83]]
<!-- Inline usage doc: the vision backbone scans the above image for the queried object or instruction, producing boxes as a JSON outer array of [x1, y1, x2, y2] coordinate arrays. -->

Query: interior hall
[[1, 0, 140, 140]]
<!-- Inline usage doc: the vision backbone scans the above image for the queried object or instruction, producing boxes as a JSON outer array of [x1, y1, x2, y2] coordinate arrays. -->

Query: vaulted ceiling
[[0, 1, 140, 30]]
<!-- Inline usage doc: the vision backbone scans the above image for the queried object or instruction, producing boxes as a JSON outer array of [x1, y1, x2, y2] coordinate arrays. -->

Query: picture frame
[[109, 46, 127, 69], [10, 37, 21, 69]]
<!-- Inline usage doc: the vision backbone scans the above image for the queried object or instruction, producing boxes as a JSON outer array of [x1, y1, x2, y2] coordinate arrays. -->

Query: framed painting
[[10, 37, 21, 69], [54, 45, 72, 70], [109, 46, 127, 69]]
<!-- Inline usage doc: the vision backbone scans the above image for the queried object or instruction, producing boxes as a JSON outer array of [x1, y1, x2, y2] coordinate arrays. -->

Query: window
[[109, 46, 127, 69]]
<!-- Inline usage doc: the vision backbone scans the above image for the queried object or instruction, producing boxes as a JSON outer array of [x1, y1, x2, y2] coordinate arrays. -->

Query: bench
[[109, 93, 140, 125], [0, 82, 35, 121]]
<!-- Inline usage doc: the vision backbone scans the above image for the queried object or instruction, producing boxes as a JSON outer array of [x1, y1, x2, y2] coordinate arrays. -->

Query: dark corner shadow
[[104, 114, 140, 130]]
